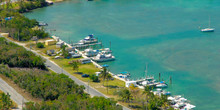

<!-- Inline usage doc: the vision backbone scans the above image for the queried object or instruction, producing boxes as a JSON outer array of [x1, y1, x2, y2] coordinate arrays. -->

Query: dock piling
[[169, 76, 172, 84], [159, 73, 161, 81]]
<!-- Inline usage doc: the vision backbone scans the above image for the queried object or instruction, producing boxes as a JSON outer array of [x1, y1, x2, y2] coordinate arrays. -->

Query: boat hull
[[92, 58, 115, 62], [201, 28, 215, 32]]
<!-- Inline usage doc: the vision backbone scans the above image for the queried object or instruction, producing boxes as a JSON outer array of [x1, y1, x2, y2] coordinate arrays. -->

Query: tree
[[89, 74, 99, 82], [117, 88, 132, 103], [129, 84, 139, 101], [1, 92, 12, 109], [101, 67, 108, 86], [72, 62, 79, 72], [61, 45, 69, 58]]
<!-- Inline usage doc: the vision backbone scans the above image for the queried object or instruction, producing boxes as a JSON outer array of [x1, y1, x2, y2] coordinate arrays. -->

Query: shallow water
[[24, 0, 220, 109]]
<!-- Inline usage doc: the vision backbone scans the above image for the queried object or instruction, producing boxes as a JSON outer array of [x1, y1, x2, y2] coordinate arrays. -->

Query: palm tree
[[101, 67, 108, 86]]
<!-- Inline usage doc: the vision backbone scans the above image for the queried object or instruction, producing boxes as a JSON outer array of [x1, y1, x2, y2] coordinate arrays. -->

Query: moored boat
[[156, 81, 168, 88], [201, 28, 214, 32], [201, 16, 214, 32], [79, 34, 98, 44], [84, 48, 99, 57], [92, 53, 115, 62]]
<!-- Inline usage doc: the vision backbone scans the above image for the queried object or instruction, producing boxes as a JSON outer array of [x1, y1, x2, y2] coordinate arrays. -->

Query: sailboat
[[201, 16, 215, 32]]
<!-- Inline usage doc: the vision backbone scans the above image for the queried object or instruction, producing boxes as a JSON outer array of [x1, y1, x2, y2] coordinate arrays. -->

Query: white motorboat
[[183, 103, 196, 110], [156, 82, 168, 88], [92, 53, 115, 62], [100, 48, 112, 54], [84, 48, 99, 57], [79, 34, 98, 44]]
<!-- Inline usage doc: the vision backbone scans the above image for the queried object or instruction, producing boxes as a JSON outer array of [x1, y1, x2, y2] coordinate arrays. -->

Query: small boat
[[38, 22, 48, 26], [156, 83, 167, 88], [201, 17, 214, 32], [117, 71, 130, 79], [156, 81, 168, 88], [153, 88, 171, 96], [84, 48, 99, 57], [100, 48, 112, 54], [201, 28, 214, 32], [92, 53, 115, 62], [79, 34, 98, 44]]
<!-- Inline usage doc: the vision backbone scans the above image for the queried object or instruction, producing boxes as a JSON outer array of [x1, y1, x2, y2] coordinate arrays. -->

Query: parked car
[[82, 74, 89, 78]]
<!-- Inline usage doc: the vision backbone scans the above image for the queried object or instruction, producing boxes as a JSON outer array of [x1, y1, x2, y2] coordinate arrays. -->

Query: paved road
[[0, 77, 27, 110], [1, 35, 129, 110], [45, 59, 106, 97]]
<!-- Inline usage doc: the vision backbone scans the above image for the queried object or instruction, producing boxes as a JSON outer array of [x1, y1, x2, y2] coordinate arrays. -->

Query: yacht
[[92, 53, 115, 62], [201, 17, 215, 32], [153, 88, 171, 96], [79, 34, 98, 44], [201, 28, 214, 32], [84, 48, 99, 57], [100, 48, 112, 54]]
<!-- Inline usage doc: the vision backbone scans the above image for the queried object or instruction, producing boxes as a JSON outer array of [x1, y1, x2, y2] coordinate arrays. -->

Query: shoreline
[[51, 35, 128, 82], [1, 34, 130, 109]]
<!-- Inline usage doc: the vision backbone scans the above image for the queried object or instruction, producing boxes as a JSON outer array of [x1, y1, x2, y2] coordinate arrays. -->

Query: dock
[[51, 35, 195, 110], [51, 36, 126, 82]]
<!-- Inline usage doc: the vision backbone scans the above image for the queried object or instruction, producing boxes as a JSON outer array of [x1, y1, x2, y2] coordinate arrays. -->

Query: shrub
[[90, 74, 99, 82], [36, 42, 44, 48]]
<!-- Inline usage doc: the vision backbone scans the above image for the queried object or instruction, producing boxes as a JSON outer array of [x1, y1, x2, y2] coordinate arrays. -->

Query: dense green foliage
[[0, 38, 46, 69], [116, 88, 132, 103], [0, 65, 84, 100], [0, 92, 13, 109], [18, 0, 49, 13], [61, 45, 69, 58], [0, 10, 49, 41], [0, 64, 122, 110], [36, 42, 44, 48], [144, 86, 172, 110], [24, 96, 121, 110], [90, 74, 99, 82]]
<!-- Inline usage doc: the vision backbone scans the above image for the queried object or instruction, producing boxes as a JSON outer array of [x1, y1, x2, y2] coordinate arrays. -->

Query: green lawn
[[26, 43, 128, 106]]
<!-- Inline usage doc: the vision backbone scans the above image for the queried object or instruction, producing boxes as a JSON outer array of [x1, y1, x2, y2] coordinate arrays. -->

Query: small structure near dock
[[125, 81, 137, 87], [56, 41, 64, 48], [52, 36, 60, 42], [45, 39, 56, 46], [79, 58, 91, 64]]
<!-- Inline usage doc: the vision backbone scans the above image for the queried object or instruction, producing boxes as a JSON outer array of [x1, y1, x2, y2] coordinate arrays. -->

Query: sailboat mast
[[209, 16, 211, 28]]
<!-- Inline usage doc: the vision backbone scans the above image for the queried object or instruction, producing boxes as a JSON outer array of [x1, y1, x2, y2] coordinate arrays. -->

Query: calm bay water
[[24, 0, 220, 109]]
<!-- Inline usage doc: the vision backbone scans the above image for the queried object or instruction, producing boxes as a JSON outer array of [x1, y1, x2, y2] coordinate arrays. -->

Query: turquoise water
[[24, 0, 220, 109]]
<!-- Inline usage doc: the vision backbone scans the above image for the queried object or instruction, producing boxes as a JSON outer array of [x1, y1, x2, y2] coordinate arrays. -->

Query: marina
[[23, 0, 220, 109], [52, 35, 195, 109]]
